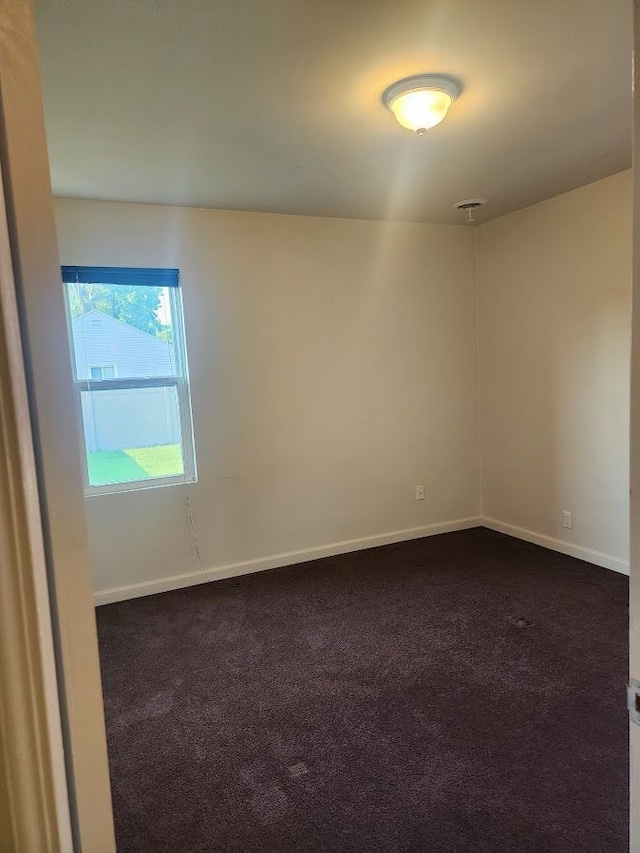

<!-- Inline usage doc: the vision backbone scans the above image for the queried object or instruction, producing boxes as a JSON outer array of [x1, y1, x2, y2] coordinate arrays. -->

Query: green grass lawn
[[87, 444, 184, 486]]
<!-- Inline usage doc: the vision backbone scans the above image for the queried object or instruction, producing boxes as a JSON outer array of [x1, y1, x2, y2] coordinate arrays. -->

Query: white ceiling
[[35, 0, 632, 225]]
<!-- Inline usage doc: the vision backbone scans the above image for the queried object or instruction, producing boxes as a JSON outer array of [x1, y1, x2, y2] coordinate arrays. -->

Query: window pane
[[66, 281, 177, 380], [80, 386, 185, 486]]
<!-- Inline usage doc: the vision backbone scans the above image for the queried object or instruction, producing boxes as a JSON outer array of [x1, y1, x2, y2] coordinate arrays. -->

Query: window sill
[[85, 474, 197, 497]]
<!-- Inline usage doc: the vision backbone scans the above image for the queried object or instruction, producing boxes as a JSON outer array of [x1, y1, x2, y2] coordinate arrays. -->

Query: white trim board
[[481, 517, 630, 576], [94, 516, 482, 605]]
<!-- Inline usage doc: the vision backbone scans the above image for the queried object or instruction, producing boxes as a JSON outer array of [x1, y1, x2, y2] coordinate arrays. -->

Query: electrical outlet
[[415, 484, 425, 501], [562, 511, 573, 529]]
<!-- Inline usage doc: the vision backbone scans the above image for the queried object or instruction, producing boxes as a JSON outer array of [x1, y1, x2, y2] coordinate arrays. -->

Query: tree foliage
[[67, 282, 171, 340]]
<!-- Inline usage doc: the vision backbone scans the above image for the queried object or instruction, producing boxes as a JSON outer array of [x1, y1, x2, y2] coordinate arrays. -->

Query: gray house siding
[[71, 310, 174, 379], [71, 310, 181, 452]]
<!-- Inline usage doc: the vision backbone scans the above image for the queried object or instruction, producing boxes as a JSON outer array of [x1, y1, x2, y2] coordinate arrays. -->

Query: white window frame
[[64, 276, 197, 496]]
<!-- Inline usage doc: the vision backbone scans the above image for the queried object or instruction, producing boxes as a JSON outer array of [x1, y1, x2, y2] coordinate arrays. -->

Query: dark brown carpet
[[96, 528, 628, 853]]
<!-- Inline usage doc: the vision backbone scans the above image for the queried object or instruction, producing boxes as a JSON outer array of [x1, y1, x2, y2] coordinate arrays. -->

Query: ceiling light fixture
[[382, 74, 462, 135]]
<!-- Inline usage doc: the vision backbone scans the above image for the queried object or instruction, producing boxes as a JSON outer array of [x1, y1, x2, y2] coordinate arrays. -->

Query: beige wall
[[54, 199, 481, 599], [478, 170, 632, 569], [54, 172, 632, 597]]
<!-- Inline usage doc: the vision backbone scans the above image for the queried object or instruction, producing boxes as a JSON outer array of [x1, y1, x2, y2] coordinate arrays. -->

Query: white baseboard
[[481, 516, 630, 576], [95, 514, 628, 605], [94, 516, 483, 605]]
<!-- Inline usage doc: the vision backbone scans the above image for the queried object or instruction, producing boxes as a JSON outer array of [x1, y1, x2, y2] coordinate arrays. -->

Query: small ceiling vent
[[453, 198, 487, 223]]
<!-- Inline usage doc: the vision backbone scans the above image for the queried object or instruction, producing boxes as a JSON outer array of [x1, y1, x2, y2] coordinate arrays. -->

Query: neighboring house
[[70, 310, 181, 453], [71, 309, 173, 379]]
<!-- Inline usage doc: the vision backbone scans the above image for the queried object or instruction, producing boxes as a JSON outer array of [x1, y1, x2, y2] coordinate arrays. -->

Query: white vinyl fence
[[80, 386, 181, 452]]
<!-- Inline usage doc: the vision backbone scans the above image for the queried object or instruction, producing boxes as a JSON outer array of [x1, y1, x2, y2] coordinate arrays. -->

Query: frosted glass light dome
[[382, 75, 462, 134]]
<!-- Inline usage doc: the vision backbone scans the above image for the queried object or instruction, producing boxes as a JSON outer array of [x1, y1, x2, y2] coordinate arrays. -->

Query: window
[[62, 266, 197, 493], [89, 365, 117, 380]]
